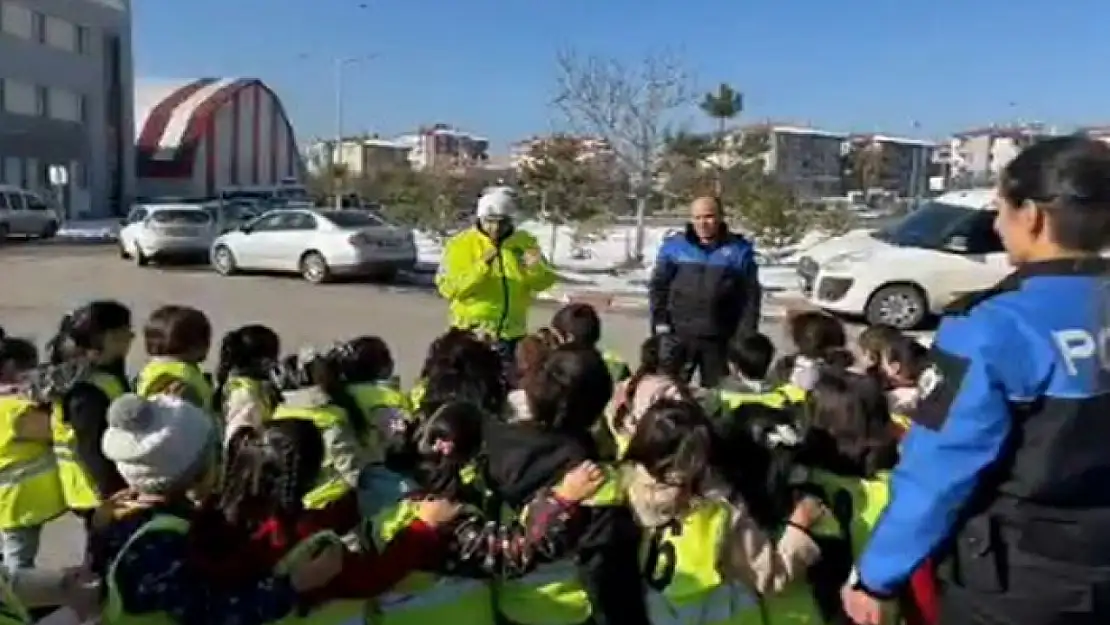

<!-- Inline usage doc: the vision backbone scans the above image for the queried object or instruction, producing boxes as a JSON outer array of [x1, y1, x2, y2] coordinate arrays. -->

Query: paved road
[[1, 245, 819, 570]]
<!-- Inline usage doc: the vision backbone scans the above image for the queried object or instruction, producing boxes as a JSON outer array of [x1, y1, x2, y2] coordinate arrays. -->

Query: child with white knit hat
[[88, 393, 342, 624]]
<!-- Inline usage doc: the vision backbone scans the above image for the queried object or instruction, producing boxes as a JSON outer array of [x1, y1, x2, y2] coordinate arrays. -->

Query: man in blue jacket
[[842, 136, 1110, 624], [648, 196, 760, 386]]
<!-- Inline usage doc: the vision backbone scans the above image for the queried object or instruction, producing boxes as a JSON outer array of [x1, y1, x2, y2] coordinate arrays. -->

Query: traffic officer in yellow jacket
[[45, 301, 133, 528], [435, 186, 557, 371]]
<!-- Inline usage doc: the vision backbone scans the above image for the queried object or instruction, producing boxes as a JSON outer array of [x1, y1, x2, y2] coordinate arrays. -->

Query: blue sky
[[135, 0, 1106, 152]]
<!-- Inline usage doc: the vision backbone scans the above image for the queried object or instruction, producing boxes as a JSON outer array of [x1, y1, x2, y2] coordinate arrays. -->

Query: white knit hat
[[102, 393, 216, 493], [476, 186, 516, 219]]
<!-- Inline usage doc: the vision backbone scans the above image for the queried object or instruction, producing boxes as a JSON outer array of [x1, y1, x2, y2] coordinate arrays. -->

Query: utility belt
[[941, 496, 1110, 594]]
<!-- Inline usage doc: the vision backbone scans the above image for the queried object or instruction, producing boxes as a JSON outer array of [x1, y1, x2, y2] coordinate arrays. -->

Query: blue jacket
[[648, 225, 760, 338], [858, 257, 1110, 594]]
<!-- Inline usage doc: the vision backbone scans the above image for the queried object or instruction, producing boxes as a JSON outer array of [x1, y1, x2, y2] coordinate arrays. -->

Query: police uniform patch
[[911, 348, 970, 431]]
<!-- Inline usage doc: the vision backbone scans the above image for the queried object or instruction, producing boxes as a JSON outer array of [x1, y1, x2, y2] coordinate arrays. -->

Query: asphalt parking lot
[[0, 244, 809, 570]]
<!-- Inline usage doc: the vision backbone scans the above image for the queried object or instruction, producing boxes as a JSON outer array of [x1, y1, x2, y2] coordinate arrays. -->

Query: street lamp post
[[332, 54, 377, 210]]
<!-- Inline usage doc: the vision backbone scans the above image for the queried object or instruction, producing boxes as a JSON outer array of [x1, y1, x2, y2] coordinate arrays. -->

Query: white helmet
[[476, 186, 516, 220]]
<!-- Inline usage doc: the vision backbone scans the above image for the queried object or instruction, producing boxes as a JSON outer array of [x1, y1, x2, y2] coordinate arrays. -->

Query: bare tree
[[553, 50, 694, 261]]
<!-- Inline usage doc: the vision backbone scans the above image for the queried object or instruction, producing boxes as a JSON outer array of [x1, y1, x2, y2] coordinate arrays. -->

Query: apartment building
[[307, 136, 411, 177], [0, 0, 133, 217], [945, 123, 1058, 186], [745, 124, 847, 198], [847, 134, 935, 197], [398, 124, 489, 170]]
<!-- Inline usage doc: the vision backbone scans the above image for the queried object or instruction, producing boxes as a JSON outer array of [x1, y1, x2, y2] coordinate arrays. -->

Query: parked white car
[[797, 188, 1007, 330], [0, 185, 59, 240], [118, 204, 217, 265], [210, 208, 417, 283]]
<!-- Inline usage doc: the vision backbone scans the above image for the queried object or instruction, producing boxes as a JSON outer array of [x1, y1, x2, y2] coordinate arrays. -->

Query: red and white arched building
[[134, 78, 304, 198]]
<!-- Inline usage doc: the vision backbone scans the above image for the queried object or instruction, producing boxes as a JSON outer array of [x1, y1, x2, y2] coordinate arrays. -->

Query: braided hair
[[217, 419, 324, 544]]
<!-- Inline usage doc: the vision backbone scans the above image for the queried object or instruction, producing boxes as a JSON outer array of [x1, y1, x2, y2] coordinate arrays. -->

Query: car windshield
[[150, 209, 211, 225], [872, 201, 979, 248], [322, 210, 386, 228]]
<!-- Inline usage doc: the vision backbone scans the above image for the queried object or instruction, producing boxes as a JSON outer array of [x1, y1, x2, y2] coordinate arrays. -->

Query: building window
[[1, 79, 37, 116], [1, 157, 21, 186], [71, 161, 87, 189], [0, 1, 33, 39], [44, 15, 77, 52], [47, 87, 82, 122]]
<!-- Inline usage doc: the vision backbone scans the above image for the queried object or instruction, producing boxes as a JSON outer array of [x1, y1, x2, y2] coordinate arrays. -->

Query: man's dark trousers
[[680, 336, 728, 387]]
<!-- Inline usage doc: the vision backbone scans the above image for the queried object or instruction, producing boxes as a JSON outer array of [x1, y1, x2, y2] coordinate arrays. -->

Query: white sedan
[[210, 208, 418, 283]]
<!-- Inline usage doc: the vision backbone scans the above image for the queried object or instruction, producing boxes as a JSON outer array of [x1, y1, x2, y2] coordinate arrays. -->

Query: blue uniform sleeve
[[648, 237, 679, 330], [857, 311, 1012, 594]]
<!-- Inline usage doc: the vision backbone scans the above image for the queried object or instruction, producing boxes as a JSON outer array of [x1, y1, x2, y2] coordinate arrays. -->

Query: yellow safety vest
[[103, 514, 192, 625], [136, 359, 215, 413], [717, 386, 800, 413], [271, 403, 353, 510], [366, 499, 494, 625], [640, 498, 764, 625], [272, 531, 367, 625], [0, 572, 30, 625], [0, 397, 65, 530], [407, 381, 426, 413], [767, 469, 895, 625], [51, 372, 126, 511], [891, 413, 912, 432], [222, 376, 277, 422], [600, 349, 630, 383], [495, 466, 625, 625]]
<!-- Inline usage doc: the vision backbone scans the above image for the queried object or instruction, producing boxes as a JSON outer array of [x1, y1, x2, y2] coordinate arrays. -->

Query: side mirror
[[945, 235, 969, 253], [118, 218, 127, 226], [239, 225, 252, 234]]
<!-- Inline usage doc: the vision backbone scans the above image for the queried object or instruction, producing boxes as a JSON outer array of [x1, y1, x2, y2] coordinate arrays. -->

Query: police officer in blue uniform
[[842, 136, 1110, 625], [649, 196, 760, 386]]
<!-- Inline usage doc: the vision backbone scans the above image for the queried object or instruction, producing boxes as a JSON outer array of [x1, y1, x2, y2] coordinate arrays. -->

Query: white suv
[[118, 204, 216, 266], [0, 185, 59, 240], [798, 189, 1009, 330]]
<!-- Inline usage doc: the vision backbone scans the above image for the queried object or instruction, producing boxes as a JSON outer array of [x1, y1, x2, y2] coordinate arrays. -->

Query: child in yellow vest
[[622, 398, 826, 625], [214, 324, 282, 442], [90, 393, 342, 624], [793, 369, 902, 623], [135, 305, 215, 412]]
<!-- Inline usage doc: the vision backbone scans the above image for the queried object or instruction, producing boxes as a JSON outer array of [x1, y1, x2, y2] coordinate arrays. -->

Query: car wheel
[[0, 223, 9, 243], [133, 245, 150, 267], [866, 284, 927, 330], [118, 242, 130, 259], [212, 245, 238, 276], [300, 251, 330, 284], [38, 221, 57, 239]]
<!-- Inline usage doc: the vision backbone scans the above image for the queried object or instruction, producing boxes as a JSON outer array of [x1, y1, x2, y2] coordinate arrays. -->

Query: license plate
[[164, 227, 199, 237]]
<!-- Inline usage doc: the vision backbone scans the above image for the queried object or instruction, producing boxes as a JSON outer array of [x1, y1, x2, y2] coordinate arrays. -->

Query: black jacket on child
[[482, 416, 650, 625]]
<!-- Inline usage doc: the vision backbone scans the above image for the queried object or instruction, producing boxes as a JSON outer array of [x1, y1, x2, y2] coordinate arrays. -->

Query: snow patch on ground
[[55, 219, 120, 242]]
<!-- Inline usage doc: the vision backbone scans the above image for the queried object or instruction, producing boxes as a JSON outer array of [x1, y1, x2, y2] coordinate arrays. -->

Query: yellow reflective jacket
[[435, 226, 556, 340]]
